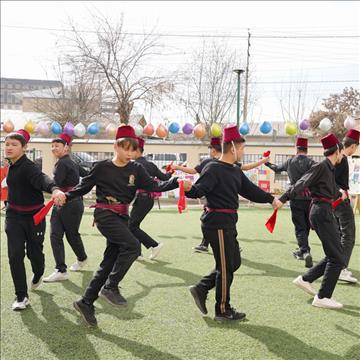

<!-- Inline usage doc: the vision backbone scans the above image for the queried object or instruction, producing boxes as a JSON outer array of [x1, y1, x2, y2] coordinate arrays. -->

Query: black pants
[[303, 202, 345, 299], [50, 198, 87, 272], [196, 226, 241, 315], [290, 199, 311, 253], [83, 209, 140, 304], [5, 212, 46, 300], [129, 194, 158, 249], [334, 199, 356, 268]]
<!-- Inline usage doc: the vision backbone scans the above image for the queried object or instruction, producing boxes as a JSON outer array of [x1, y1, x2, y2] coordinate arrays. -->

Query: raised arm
[[241, 157, 269, 171], [137, 165, 179, 192], [264, 159, 289, 173], [172, 164, 198, 175]]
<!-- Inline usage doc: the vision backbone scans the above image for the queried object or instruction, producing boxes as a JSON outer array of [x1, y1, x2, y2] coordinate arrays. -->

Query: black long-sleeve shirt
[[135, 156, 172, 181], [185, 160, 274, 228], [279, 159, 337, 203], [265, 155, 315, 200], [195, 158, 215, 174], [53, 155, 82, 189], [6, 154, 57, 214], [335, 155, 349, 192], [66, 159, 179, 205]]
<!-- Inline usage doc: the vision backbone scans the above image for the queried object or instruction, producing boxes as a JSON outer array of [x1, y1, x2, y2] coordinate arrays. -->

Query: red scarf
[[33, 200, 54, 225], [265, 209, 277, 233], [177, 180, 186, 214]]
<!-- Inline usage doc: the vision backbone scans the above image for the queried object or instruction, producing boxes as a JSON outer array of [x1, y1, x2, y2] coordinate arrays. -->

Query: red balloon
[[143, 123, 155, 136]]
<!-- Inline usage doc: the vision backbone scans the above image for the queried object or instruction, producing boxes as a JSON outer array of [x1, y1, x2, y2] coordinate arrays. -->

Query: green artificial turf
[[1, 208, 359, 360]]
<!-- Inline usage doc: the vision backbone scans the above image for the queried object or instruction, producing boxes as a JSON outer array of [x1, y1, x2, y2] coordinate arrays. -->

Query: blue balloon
[[87, 122, 99, 135], [168, 122, 180, 134], [239, 122, 249, 136], [260, 121, 272, 134], [51, 121, 62, 135]]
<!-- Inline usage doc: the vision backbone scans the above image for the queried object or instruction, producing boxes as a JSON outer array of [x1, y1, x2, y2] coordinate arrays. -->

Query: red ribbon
[[263, 150, 271, 158], [177, 180, 186, 214], [33, 200, 54, 226], [265, 209, 278, 233], [332, 197, 343, 209], [166, 161, 175, 174]]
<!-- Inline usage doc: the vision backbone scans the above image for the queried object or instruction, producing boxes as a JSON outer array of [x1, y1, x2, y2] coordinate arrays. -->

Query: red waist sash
[[205, 207, 237, 214], [90, 203, 129, 215]]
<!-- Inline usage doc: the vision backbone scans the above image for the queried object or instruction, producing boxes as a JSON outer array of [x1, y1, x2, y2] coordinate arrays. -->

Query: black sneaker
[[214, 308, 246, 322], [99, 287, 127, 306], [193, 245, 209, 253], [303, 252, 313, 268], [189, 285, 208, 314], [73, 300, 97, 327], [293, 249, 304, 260]]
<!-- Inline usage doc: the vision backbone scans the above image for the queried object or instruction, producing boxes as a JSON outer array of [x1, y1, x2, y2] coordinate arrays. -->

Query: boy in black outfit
[[278, 134, 345, 309], [64, 125, 183, 327], [184, 125, 281, 321], [4, 129, 65, 311]]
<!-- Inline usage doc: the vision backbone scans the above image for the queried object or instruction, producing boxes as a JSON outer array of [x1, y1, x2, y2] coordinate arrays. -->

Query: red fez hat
[[137, 137, 145, 149], [210, 137, 221, 147], [321, 133, 339, 150], [15, 129, 31, 143], [223, 125, 242, 143], [115, 125, 137, 140], [55, 133, 72, 145], [345, 129, 360, 141], [296, 137, 308, 148]]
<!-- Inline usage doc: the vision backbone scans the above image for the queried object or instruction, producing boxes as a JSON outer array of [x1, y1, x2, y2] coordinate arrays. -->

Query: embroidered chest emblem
[[128, 174, 136, 186]]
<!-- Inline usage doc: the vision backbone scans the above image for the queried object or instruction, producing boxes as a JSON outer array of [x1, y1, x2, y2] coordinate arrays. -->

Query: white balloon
[[134, 124, 143, 136], [74, 123, 86, 137], [319, 117, 332, 132], [344, 116, 356, 130]]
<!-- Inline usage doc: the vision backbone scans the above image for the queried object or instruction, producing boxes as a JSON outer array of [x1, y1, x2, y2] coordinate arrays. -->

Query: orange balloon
[[3, 120, 14, 133], [193, 124, 206, 139], [156, 124, 168, 138], [143, 123, 155, 136]]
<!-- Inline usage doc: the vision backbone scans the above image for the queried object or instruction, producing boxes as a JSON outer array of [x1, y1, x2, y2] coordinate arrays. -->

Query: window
[[242, 154, 262, 164]]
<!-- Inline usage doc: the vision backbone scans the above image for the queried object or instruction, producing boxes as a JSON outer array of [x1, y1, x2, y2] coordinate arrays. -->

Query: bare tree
[[179, 40, 243, 129], [309, 87, 360, 139], [34, 57, 103, 127], [64, 13, 173, 124]]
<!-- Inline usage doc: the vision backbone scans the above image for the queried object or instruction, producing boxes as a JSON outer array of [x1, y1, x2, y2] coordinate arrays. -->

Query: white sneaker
[[312, 295, 343, 309], [137, 255, 145, 261], [12, 297, 30, 311], [43, 270, 69, 282], [29, 276, 43, 290], [149, 243, 164, 260], [339, 269, 357, 283], [292, 275, 317, 296], [69, 259, 88, 272]]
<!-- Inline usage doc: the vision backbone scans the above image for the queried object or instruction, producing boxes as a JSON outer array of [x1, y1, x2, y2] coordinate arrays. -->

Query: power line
[[2, 24, 360, 39]]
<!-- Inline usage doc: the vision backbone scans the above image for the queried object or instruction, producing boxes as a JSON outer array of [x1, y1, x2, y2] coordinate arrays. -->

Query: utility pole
[[233, 69, 245, 128], [243, 28, 251, 123]]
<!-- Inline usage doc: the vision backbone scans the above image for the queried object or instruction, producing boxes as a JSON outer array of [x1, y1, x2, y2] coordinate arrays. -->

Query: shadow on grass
[[202, 317, 351, 360], [240, 238, 286, 244], [240, 258, 300, 278], [140, 259, 200, 285], [21, 290, 182, 360]]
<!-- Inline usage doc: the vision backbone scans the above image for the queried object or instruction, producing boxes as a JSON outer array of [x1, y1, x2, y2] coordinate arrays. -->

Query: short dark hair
[[208, 145, 222, 153], [296, 146, 308, 153], [222, 138, 246, 153], [116, 137, 138, 150], [324, 144, 339, 157], [51, 139, 66, 145], [343, 137, 359, 148], [5, 133, 27, 147]]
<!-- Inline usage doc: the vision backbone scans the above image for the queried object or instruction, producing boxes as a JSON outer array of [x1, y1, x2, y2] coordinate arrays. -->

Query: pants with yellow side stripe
[[197, 226, 241, 315]]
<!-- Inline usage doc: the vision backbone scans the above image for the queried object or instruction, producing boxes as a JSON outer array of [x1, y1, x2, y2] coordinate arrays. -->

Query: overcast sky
[[1, 1, 359, 125]]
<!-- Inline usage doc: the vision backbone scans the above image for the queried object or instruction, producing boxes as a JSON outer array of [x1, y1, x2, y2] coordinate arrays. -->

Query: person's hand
[[181, 179, 192, 192], [261, 157, 270, 163], [171, 164, 180, 171], [341, 191, 348, 200], [272, 197, 283, 210], [52, 189, 66, 206]]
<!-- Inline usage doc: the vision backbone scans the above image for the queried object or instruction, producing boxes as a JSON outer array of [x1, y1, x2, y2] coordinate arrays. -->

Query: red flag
[[265, 209, 278, 233], [332, 197, 343, 209], [166, 161, 175, 174], [177, 180, 186, 214], [263, 150, 271, 158], [33, 200, 54, 226]]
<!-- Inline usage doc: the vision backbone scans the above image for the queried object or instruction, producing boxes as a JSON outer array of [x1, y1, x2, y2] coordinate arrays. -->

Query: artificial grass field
[[1, 207, 359, 360]]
